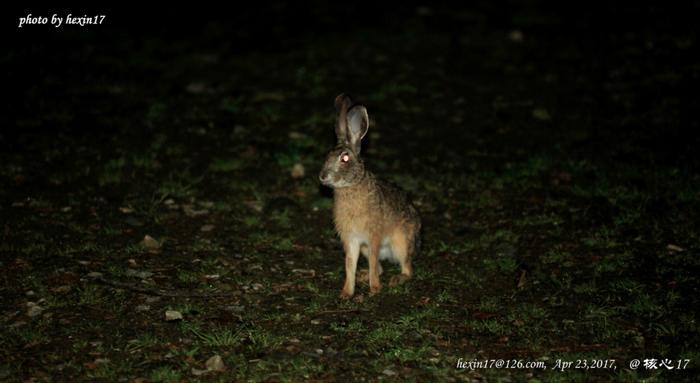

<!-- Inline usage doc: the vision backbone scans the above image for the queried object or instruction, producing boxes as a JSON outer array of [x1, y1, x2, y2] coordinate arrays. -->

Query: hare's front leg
[[340, 239, 360, 299], [358, 244, 383, 284], [368, 237, 382, 295]]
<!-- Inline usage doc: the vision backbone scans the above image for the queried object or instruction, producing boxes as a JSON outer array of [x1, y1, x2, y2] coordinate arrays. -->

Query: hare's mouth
[[319, 172, 334, 186]]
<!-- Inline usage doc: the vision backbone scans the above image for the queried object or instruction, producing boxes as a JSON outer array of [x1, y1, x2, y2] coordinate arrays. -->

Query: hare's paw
[[369, 282, 382, 296], [339, 288, 354, 300], [389, 274, 411, 287]]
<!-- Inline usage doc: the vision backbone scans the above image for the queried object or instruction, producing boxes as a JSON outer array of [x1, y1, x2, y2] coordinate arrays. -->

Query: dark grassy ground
[[3, 3, 700, 382]]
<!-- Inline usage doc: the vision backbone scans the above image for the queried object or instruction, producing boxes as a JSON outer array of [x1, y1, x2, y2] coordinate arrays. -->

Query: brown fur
[[319, 94, 421, 298]]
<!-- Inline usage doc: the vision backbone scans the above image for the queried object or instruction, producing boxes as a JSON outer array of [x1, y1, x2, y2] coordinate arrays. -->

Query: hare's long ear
[[346, 105, 369, 154], [334, 94, 353, 144]]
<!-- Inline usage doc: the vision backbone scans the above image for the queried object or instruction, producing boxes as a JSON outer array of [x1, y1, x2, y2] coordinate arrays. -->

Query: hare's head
[[319, 94, 369, 188]]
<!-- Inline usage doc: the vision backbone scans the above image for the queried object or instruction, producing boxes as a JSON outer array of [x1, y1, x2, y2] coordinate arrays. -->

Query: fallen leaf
[[186, 82, 212, 94], [198, 201, 214, 208], [205, 355, 226, 372], [667, 244, 684, 252], [382, 368, 397, 376], [243, 200, 263, 213], [125, 269, 153, 279], [165, 310, 183, 322], [291, 163, 305, 179], [517, 270, 527, 289], [509, 29, 524, 42], [291, 268, 316, 277], [200, 224, 215, 232], [27, 303, 43, 318], [182, 204, 209, 217], [141, 235, 160, 250], [191, 368, 208, 376]]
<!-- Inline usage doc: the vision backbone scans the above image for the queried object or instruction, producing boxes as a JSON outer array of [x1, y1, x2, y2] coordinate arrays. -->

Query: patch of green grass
[[7, 325, 50, 347], [467, 318, 511, 336], [330, 319, 366, 334], [270, 209, 291, 228], [250, 231, 295, 252], [275, 151, 301, 169], [477, 296, 503, 312], [242, 215, 261, 228], [384, 344, 435, 364], [304, 300, 323, 314], [146, 102, 167, 122], [246, 328, 283, 355], [273, 238, 294, 252], [191, 239, 223, 253], [436, 290, 457, 305], [154, 171, 203, 203], [15, 242, 48, 255], [220, 96, 244, 114], [583, 226, 619, 249], [209, 157, 245, 172], [177, 270, 200, 284], [148, 366, 181, 383], [183, 323, 245, 347], [594, 251, 633, 274], [125, 334, 161, 352], [125, 243, 146, 255], [98, 156, 126, 186], [130, 153, 158, 170], [106, 264, 127, 278], [312, 197, 333, 211], [366, 323, 404, 350], [60, 241, 101, 256], [542, 246, 575, 267], [629, 293, 664, 319], [483, 256, 518, 274], [101, 226, 122, 236], [516, 212, 565, 227], [573, 280, 598, 294], [78, 285, 104, 305]]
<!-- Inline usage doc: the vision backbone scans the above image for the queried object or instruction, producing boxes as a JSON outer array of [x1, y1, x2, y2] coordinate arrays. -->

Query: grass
[[184, 323, 245, 347]]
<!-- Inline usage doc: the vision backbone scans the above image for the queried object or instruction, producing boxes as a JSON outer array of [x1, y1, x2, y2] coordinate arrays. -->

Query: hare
[[319, 94, 421, 298]]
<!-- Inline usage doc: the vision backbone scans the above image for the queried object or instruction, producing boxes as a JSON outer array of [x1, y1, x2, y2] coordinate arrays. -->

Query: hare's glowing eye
[[341, 153, 350, 163]]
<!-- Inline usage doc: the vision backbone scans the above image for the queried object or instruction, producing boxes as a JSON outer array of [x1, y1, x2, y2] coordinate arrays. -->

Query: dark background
[[6, 2, 700, 163], [2, 2, 700, 381]]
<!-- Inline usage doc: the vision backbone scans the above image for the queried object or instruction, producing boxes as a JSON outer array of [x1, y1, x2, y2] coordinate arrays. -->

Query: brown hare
[[319, 94, 421, 299]]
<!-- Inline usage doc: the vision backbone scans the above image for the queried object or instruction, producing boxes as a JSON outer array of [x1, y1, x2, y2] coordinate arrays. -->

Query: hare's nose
[[319, 170, 330, 184]]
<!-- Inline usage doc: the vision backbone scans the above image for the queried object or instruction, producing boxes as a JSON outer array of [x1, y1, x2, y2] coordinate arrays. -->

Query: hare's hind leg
[[389, 226, 414, 287]]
